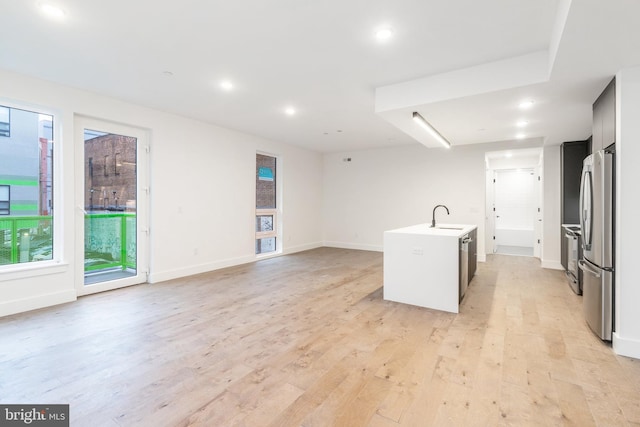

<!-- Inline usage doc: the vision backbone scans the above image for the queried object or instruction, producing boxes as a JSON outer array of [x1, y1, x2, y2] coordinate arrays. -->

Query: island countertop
[[386, 223, 477, 238], [383, 223, 478, 313]]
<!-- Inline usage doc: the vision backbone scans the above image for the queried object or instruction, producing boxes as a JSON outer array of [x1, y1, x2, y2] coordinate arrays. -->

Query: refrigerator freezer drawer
[[579, 259, 613, 340]]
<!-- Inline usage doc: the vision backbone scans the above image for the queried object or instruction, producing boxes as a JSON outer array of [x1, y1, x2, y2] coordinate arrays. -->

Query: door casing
[[74, 116, 150, 296]]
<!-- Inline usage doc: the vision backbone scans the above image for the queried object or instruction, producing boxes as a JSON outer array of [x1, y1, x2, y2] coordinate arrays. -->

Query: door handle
[[578, 259, 601, 278]]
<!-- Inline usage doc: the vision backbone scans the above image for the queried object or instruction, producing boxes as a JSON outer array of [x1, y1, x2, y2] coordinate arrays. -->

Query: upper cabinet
[[592, 78, 616, 153]]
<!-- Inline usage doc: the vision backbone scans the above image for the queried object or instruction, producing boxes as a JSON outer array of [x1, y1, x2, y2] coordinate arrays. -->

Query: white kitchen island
[[383, 223, 477, 313]]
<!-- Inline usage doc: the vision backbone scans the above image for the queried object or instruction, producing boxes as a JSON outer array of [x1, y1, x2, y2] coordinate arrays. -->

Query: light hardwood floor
[[1, 248, 639, 426]]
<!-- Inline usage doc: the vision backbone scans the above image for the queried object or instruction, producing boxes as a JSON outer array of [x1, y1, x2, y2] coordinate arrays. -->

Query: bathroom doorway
[[485, 148, 542, 258]]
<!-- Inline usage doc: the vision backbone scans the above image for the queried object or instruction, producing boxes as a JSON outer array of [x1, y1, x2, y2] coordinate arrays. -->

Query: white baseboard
[[323, 241, 383, 252], [541, 260, 564, 270], [0, 289, 76, 318], [149, 242, 325, 284], [613, 332, 640, 359], [282, 241, 323, 255], [149, 254, 256, 284]]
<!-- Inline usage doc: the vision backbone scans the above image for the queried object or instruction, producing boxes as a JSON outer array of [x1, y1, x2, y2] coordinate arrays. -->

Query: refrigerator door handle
[[579, 259, 601, 278], [579, 169, 593, 251]]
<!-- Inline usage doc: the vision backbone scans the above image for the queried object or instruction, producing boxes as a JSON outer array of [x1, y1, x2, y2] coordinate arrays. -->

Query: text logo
[[0, 405, 69, 426]]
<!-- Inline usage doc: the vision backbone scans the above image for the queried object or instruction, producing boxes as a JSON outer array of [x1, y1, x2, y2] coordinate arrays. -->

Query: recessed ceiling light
[[505, 153, 513, 158], [516, 120, 529, 127], [39, 3, 65, 19], [375, 27, 394, 41], [519, 100, 534, 109], [516, 133, 526, 139], [220, 80, 234, 91], [285, 107, 296, 116]]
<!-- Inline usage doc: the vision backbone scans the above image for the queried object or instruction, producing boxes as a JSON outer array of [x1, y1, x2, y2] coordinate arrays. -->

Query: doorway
[[493, 169, 536, 256], [485, 148, 542, 258], [75, 117, 149, 295]]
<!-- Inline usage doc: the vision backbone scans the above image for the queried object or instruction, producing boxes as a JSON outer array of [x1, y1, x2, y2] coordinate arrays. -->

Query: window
[[256, 153, 278, 254], [0, 106, 9, 137], [103, 155, 109, 176], [0, 104, 54, 266], [0, 185, 9, 215]]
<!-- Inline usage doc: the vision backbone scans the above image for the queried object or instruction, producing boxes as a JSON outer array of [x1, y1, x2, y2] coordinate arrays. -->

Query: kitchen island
[[383, 223, 477, 313]]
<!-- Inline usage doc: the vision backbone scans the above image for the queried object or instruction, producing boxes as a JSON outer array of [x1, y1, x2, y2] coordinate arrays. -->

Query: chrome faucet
[[431, 204, 450, 228]]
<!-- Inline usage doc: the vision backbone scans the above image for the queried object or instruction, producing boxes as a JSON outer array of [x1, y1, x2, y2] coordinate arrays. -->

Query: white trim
[[255, 152, 281, 256], [541, 260, 563, 270], [0, 98, 64, 275], [282, 242, 323, 255], [323, 241, 383, 252], [613, 332, 640, 359], [148, 254, 256, 284], [74, 115, 150, 295], [0, 289, 76, 317], [0, 261, 68, 283], [150, 242, 323, 284], [256, 208, 278, 239]]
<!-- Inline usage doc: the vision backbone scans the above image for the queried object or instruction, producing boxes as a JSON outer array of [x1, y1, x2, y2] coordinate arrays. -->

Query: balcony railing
[[0, 213, 136, 272], [0, 216, 53, 265], [84, 213, 136, 272]]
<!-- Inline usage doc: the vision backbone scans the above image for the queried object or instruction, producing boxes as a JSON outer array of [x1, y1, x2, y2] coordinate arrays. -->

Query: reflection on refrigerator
[[578, 147, 615, 340]]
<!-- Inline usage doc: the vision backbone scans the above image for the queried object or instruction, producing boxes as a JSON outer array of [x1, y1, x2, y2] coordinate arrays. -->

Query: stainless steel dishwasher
[[459, 233, 470, 302]]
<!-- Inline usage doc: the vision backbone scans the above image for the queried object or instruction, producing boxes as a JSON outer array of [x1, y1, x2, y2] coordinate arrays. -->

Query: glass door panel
[[75, 116, 148, 295], [84, 129, 137, 285]]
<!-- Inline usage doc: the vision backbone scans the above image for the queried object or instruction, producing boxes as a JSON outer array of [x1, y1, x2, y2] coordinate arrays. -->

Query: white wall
[[147, 117, 323, 282], [322, 139, 559, 265], [614, 67, 640, 359], [0, 69, 323, 316], [541, 145, 562, 269], [487, 154, 541, 170]]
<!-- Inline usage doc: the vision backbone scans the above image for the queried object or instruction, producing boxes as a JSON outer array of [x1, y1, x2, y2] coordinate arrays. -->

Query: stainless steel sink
[[435, 226, 464, 230]]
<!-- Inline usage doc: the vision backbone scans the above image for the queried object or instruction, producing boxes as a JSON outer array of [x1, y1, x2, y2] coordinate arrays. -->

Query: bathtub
[[495, 228, 534, 247]]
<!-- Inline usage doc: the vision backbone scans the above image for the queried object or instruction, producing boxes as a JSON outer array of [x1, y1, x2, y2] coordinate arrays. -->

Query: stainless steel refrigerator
[[579, 148, 615, 340]]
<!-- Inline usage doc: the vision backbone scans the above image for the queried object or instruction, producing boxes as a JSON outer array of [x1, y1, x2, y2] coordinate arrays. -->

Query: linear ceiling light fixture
[[412, 112, 451, 149]]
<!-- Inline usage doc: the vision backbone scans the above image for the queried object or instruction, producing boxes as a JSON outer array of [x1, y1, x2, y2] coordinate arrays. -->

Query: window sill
[[255, 251, 282, 261], [0, 260, 69, 283]]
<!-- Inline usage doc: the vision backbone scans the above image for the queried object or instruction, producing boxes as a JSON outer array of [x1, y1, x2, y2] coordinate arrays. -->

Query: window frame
[[0, 185, 10, 215], [0, 99, 65, 279], [0, 105, 10, 138], [255, 151, 282, 257]]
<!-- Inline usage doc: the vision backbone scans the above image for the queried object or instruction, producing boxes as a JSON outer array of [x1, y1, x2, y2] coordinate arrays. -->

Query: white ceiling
[[1, 0, 639, 152]]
